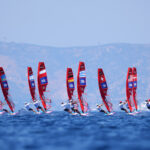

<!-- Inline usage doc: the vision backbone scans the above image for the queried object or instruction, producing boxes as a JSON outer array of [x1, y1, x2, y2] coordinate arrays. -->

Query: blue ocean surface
[[0, 111, 150, 150]]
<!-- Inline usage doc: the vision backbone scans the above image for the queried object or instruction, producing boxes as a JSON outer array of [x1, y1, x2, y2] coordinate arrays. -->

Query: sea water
[[0, 111, 150, 150]]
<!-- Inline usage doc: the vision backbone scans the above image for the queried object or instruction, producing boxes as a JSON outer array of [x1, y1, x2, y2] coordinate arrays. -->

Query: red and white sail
[[66, 68, 75, 101], [27, 67, 36, 101], [0, 67, 15, 112], [37, 62, 51, 111], [98, 68, 113, 112], [126, 68, 134, 112], [77, 62, 88, 113], [132, 67, 138, 111]]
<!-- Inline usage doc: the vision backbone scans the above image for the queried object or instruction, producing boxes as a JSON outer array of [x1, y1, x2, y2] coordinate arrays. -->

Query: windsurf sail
[[98, 68, 113, 112], [37, 62, 51, 111], [0, 67, 15, 112], [77, 62, 88, 113], [27, 67, 42, 111], [126, 67, 134, 112], [132, 67, 138, 111], [27, 67, 36, 101], [66, 68, 75, 101]]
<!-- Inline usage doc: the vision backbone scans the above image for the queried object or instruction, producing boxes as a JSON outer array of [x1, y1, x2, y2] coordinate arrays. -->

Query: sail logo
[[69, 82, 74, 88], [30, 80, 35, 88], [128, 82, 133, 88], [39, 69, 46, 75], [68, 78, 74, 83], [31, 83, 35, 87], [29, 75, 34, 80], [101, 82, 107, 89], [1, 75, 6, 81], [40, 76, 48, 84], [101, 77, 104, 81], [133, 81, 137, 87], [79, 71, 86, 78], [80, 78, 86, 85], [2, 81, 8, 88]]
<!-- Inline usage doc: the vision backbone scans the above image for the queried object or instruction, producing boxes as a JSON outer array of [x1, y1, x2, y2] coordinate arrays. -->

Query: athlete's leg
[[71, 108, 75, 112], [64, 108, 72, 114], [121, 108, 128, 113], [74, 109, 81, 115], [29, 108, 36, 113], [38, 106, 45, 112], [41, 108, 45, 112], [147, 106, 150, 110], [3, 109, 9, 113], [124, 109, 128, 113], [100, 109, 107, 114], [68, 109, 72, 114]]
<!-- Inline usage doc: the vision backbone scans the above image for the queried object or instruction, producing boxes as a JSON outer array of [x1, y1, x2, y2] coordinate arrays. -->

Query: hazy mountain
[[0, 41, 150, 111]]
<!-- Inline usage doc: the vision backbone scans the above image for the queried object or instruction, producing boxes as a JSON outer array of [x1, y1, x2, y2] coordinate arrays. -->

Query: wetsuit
[[97, 106, 106, 113], [25, 103, 34, 111], [146, 102, 150, 109], [33, 101, 43, 110], [71, 103, 78, 111], [2, 109, 9, 113], [0, 101, 9, 113], [61, 103, 71, 112], [71, 103, 81, 115], [119, 102, 128, 113]]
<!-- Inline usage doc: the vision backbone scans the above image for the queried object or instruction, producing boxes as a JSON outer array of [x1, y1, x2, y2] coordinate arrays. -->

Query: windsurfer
[[0, 101, 10, 113], [2, 109, 10, 113], [33, 100, 45, 112], [61, 102, 72, 114], [96, 104, 108, 114], [24, 102, 36, 113], [145, 99, 150, 109], [119, 101, 128, 113], [71, 100, 81, 115]]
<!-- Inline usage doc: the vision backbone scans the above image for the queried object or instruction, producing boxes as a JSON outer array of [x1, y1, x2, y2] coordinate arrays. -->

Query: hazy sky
[[0, 0, 150, 47]]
